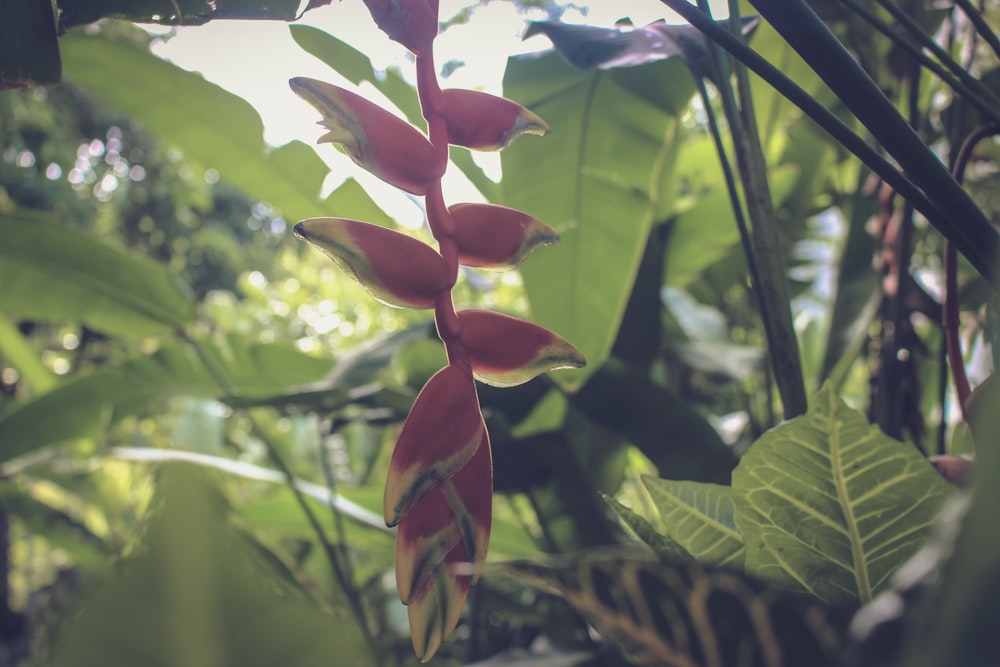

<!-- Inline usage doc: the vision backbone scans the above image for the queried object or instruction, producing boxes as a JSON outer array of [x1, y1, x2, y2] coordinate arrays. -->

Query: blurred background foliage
[[1, 0, 999, 665]]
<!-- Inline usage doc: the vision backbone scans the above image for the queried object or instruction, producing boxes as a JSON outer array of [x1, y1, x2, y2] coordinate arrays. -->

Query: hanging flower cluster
[[289, 0, 584, 660]]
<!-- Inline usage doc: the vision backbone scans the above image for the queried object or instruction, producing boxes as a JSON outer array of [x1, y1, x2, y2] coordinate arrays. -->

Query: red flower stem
[[415, 35, 468, 371], [944, 239, 970, 418]]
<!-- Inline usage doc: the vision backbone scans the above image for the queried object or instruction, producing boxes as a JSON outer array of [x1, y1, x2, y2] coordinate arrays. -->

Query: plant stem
[[868, 0, 1000, 114], [657, 0, 1000, 286], [744, 0, 1000, 285], [954, 0, 1000, 63], [181, 332, 383, 667], [839, 0, 1000, 125], [696, 0, 807, 418], [944, 124, 1000, 419]]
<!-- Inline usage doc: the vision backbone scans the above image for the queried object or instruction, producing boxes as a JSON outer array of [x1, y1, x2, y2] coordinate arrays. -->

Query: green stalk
[[696, 0, 807, 418], [955, 0, 1000, 62], [869, 0, 1000, 112], [656, 0, 1000, 286], [839, 0, 1000, 125], [745, 0, 999, 285]]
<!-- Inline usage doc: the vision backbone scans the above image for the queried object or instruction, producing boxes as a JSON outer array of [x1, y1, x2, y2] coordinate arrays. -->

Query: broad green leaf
[[323, 177, 395, 229], [732, 383, 952, 606], [289, 24, 424, 130], [0, 211, 196, 336], [641, 477, 744, 568], [60, 32, 329, 224], [501, 53, 696, 390], [0, 337, 333, 465], [664, 165, 798, 287], [50, 466, 376, 667]]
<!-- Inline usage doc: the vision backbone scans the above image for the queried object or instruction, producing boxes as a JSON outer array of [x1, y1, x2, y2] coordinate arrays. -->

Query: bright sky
[[150, 0, 730, 221], [152, 0, 730, 146]]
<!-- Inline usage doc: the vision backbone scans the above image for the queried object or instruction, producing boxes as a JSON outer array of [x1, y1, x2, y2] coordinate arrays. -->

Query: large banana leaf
[[500, 52, 696, 390]]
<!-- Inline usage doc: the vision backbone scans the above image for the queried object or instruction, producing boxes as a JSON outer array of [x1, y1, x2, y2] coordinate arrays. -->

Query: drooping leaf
[[732, 383, 952, 606], [494, 551, 843, 667], [641, 477, 745, 568], [0, 337, 333, 465], [0, 211, 196, 337], [501, 52, 697, 390], [60, 33, 330, 224], [525, 16, 759, 80]]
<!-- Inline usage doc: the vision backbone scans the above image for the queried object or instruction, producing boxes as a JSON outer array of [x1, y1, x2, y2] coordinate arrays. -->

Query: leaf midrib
[[827, 390, 873, 602]]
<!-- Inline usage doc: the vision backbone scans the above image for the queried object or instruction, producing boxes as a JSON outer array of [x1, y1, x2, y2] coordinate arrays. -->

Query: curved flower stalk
[[291, 2, 584, 660]]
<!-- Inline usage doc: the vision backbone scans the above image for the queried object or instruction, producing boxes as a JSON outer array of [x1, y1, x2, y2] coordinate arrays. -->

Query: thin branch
[[954, 0, 1000, 63], [181, 332, 384, 667], [945, 124, 1000, 420], [839, 0, 1000, 125]]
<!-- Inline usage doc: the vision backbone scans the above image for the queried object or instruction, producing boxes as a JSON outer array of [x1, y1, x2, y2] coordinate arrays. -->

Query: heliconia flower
[[396, 433, 492, 662], [384, 364, 485, 526], [406, 540, 469, 662], [294, 217, 450, 309], [395, 432, 492, 604], [449, 202, 559, 271], [458, 310, 586, 387], [441, 89, 549, 151], [362, 0, 438, 57], [289, 77, 444, 195]]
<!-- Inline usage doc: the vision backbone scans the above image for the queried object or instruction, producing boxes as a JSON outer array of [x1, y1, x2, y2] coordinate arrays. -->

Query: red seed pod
[[441, 89, 549, 151], [362, 0, 438, 56], [294, 217, 449, 309], [449, 202, 558, 271], [384, 364, 484, 526], [290, 77, 444, 195], [458, 310, 586, 387], [929, 454, 973, 487]]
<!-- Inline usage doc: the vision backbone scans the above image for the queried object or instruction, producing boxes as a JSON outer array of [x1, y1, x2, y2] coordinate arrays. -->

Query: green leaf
[[49, 465, 376, 667], [732, 382, 952, 606], [641, 477, 745, 568], [0, 0, 60, 85], [605, 496, 693, 562], [0, 316, 55, 394], [0, 336, 333, 465], [60, 32, 329, 224], [501, 53, 696, 390], [0, 211, 196, 336], [289, 25, 425, 130], [664, 165, 798, 287]]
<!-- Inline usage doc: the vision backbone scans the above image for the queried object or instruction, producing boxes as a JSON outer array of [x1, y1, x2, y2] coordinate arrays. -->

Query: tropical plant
[[1, 1, 999, 666]]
